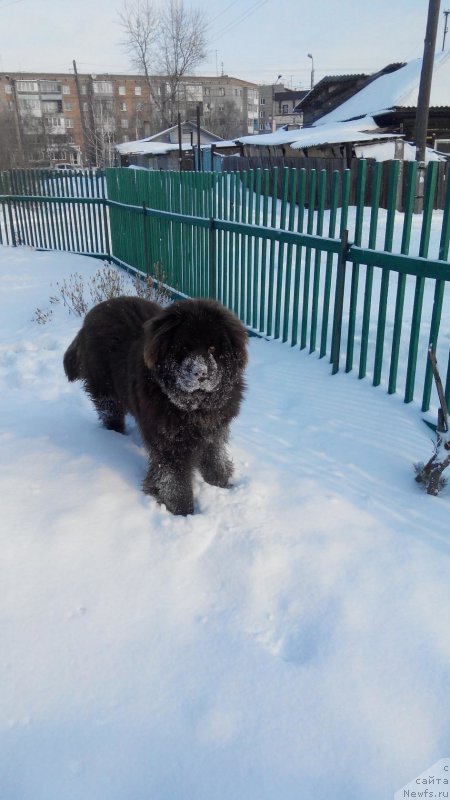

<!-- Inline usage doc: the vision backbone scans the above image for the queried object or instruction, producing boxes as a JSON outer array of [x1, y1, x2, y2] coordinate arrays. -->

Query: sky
[[0, 0, 446, 87]]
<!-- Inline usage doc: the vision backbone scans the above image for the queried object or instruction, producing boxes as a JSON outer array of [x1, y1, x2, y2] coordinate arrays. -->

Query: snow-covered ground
[[1, 246, 450, 800]]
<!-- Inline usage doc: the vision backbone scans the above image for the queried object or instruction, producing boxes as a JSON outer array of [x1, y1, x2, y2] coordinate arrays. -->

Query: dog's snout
[[192, 361, 208, 379], [175, 352, 220, 394]]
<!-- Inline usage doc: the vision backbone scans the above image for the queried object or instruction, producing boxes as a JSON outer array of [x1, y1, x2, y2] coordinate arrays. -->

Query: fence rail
[[1, 163, 449, 414]]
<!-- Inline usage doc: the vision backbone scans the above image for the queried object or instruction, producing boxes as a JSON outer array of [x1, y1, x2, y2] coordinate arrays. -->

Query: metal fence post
[[208, 216, 217, 299], [330, 229, 349, 375], [7, 199, 16, 247]]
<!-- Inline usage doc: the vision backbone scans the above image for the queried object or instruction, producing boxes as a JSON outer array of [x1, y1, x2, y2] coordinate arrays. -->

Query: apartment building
[[0, 70, 259, 168], [258, 84, 307, 132]]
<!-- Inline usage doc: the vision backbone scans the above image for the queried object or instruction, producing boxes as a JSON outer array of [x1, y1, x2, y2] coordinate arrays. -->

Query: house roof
[[237, 115, 445, 162], [237, 116, 392, 149], [293, 74, 368, 112], [237, 127, 307, 146], [317, 49, 450, 124], [115, 140, 193, 156], [274, 90, 309, 102], [115, 130, 231, 156], [289, 119, 397, 149], [143, 122, 223, 144], [116, 121, 224, 155]]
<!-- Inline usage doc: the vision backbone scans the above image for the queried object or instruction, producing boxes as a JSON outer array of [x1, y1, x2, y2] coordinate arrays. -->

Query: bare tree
[[82, 100, 118, 168], [204, 99, 243, 139], [119, 0, 207, 129], [0, 107, 21, 170]]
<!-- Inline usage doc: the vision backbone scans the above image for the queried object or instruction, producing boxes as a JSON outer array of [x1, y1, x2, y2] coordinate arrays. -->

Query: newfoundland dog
[[63, 296, 248, 515]]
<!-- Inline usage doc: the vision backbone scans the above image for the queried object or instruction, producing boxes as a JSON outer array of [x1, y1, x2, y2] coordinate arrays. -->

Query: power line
[[207, 0, 242, 27], [0, 0, 27, 8], [210, 0, 269, 40]]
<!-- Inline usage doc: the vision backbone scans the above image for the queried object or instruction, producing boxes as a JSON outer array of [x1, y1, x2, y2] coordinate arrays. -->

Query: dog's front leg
[[198, 431, 233, 488], [143, 452, 194, 516]]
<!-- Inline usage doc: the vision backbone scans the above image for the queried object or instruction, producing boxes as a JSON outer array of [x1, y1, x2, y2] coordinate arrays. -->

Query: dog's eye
[[208, 345, 216, 354]]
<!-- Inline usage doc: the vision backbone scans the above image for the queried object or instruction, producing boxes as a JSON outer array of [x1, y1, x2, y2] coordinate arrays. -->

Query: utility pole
[[414, 0, 441, 211], [443, 8, 450, 49], [415, 0, 441, 163], [72, 59, 90, 166], [8, 77, 25, 165]]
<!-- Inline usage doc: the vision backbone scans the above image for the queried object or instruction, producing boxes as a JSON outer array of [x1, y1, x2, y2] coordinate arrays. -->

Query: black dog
[[63, 296, 248, 515]]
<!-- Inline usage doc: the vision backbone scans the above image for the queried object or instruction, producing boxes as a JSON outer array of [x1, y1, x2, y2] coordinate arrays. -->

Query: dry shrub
[[33, 261, 171, 323]]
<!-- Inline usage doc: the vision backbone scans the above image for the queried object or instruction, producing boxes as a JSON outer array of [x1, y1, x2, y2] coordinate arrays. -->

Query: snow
[[2, 245, 450, 799], [116, 139, 192, 156], [288, 118, 396, 149], [236, 120, 394, 151], [354, 140, 445, 162], [237, 126, 305, 146]]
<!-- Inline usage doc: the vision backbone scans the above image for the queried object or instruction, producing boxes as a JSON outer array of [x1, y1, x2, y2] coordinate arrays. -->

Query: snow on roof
[[116, 137, 232, 156], [289, 118, 396, 150], [142, 122, 223, 142], [116, 140, 193, 156], [237, 127, 306, 147], [236, 117, 398, 151], [317, 49, 450, 124]]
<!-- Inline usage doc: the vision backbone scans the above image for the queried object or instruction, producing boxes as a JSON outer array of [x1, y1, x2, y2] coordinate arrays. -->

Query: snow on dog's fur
[[63, 296, 248, 515]]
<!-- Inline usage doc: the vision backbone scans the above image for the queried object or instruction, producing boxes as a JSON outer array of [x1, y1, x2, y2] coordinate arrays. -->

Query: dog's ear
[[143, 318, 163, 369], [142, 311, 179, 369], [224, 314, 249, 371]]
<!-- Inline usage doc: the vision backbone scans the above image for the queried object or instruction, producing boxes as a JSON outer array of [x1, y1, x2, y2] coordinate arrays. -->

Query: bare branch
[[118, 0, 208, 128]]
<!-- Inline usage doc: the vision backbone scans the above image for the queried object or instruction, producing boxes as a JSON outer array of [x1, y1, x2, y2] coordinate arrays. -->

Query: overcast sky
[[0, 0, 445, 87]]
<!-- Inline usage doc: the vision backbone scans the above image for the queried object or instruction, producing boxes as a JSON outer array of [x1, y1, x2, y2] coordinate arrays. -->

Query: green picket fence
[[1, 162, 450, 413], [0, 168, 108, 254]]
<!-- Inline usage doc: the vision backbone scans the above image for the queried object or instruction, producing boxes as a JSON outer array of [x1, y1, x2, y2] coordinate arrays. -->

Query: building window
[[65, 118, 74, 128], [186, 84, 203, 101], [5, 84, 12, 94], [120, 101, 127, 111], [16, 80, 39, 92], [19, 98, 40, 113], [81, 85, 87, 95], [204, 87, 210, 96], [119, 85, 126, 95], [136, 101, 142, 111], [259, 110, 265, 117], [39, 80, 61, 93], [260, 97, 265, 105], [282, 103, 289, 114], [41, 100, 60, 113], [121, 118, 129, 128], [93, 81, 113, 94], [134, 85, 142, 96], [45, 116, 64, 127], [63, 101, 72, 111], [62, 84, 70, 95]]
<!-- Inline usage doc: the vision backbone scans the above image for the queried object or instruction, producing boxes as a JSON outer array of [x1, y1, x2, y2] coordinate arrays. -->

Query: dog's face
[[143, 300, 247, 411]]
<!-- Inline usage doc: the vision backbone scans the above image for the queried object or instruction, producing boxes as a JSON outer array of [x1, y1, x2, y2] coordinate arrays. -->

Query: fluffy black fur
[[63, 296, 248, 515]]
